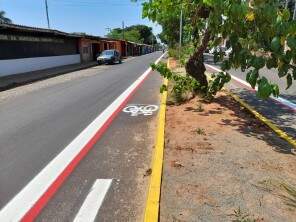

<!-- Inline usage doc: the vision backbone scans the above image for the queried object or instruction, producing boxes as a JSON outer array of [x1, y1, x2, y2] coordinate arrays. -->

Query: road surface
[[0, 51, 165, 221], [204, 54, 296, 144]]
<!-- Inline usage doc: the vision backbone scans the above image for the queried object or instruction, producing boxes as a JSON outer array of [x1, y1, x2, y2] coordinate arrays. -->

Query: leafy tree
[[280, 0, 296, 20], [126, 25, 157, 44], [156, 16, 181, 47], [125, 29, 145, 43], [106, 24, 157, 44], [141, 0, 296, 99], [107, 28, 144, 43], [0, 10, 12, 23]]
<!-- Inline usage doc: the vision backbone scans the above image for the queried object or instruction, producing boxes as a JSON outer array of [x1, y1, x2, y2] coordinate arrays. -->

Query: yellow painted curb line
[[144, 59, 171, 222], [227, 91, 296, 148], [143, 78, 167, 222], [205, 72, 296, 148]]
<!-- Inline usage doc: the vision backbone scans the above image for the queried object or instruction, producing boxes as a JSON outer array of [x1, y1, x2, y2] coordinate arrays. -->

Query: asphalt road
[[204, 54, 296, 102], [204, 54, 295, 144], [0, 51, 164, 221]]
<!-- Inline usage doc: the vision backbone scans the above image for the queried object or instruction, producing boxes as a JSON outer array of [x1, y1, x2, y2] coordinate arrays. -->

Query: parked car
[[97, 49, 122, 65]]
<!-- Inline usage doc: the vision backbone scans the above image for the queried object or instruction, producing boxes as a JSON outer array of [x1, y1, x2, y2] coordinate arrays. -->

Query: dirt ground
[[160, 89, 296, 222]]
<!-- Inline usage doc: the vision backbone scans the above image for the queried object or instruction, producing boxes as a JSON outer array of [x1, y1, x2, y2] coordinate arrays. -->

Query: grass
[[194, 128, 206, 135], [256, 178, 296, 209], [196, 102, 204, 112], [231, 207, 257, 222], [165, 65, 197, 105]]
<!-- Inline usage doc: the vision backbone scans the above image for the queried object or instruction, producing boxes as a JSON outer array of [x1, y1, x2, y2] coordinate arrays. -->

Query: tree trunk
[[185, 29, 211, 92], [185, 54, 208, 91]]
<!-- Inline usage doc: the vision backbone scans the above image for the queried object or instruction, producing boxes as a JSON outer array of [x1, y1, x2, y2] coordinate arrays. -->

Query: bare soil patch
[[160, 89, 296, 222]]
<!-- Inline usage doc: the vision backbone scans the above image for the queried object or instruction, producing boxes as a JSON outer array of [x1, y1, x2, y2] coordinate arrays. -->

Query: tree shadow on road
[[205, 94, 294, 154], [279, 93, 296, 105], [231, 88, 296, 138]]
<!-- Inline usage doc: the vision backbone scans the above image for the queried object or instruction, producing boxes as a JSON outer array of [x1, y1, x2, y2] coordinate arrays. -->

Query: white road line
[[205, 63, 296, 110], [73, 179, 112, 222], [0, 52, 167, 221]]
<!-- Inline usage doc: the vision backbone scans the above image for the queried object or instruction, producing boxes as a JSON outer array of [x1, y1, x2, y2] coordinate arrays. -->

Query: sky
[[0, 0, 162, 37]]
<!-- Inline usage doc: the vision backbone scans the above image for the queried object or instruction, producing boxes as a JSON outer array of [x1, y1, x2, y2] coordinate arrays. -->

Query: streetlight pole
[[45, 0, 50, 29]]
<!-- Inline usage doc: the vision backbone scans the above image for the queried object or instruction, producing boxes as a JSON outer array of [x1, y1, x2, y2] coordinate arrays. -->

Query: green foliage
[[151, 62, 200, 102], [168, 48, 179, 58], [208, 72, 231, 98], [107, 28, 143, 43], [126, 25, 157, 44], [0, 10, 12, 23], [194, 128, 206, 135], [257, 77, 273, 98], [152, 62, 231, 100], [142, 0, 185, 47], [106, 24, 157, 44], [168, 45, 195, 67], [139, 0, 296, 99], [246, 69, 259, 88]]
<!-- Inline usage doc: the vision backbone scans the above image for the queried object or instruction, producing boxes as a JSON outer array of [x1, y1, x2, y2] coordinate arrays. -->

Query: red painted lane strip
[[206, 67, 296, 113], [21, 70, 152, 221]]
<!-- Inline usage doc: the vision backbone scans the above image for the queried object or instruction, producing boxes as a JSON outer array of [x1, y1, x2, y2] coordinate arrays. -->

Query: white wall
[[0, 54, 81, 77]]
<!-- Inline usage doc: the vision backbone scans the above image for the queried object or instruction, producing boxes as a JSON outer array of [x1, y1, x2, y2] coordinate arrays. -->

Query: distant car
[[209, 46, 227, 54], [97, 49, 122, 65], [225, 47, 232, 57]]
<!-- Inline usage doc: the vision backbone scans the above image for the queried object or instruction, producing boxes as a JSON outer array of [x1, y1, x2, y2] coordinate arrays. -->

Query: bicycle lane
[[36, 65, 164, 221]]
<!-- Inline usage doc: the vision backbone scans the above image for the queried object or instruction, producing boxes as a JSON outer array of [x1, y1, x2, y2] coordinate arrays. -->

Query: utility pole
[[286, 0, 296, 20], [293, 0, 296, 20], [105, 27, 111, 33], [45, 0, 50, 29], [122, 21, 125, 40], [151, 35, 154, 51], [179, 5, 183, 61], [285, 0, 289, 8]]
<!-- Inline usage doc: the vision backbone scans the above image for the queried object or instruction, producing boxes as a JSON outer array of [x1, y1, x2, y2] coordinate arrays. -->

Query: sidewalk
[[0, 62, 97, 91], [160, 65, 296, 221]]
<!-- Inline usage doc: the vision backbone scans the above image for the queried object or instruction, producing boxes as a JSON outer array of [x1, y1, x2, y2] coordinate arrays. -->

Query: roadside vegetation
[[140, 0, 296, 99], [138, 1, 296, 220], [160, 62, 295, 221], [0, 10, 12, 23], [106, 24, 157, 45]]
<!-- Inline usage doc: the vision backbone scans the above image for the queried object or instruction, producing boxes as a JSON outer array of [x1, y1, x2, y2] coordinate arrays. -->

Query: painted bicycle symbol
[[123, 104, 159, 117]]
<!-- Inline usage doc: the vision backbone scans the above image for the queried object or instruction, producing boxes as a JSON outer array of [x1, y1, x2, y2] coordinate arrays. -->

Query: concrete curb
[[143, 61, 169, 222], [204, 71, 296, 148], [0, 62, 97, 92], [227, 91, 296, 148], [143, 58, 294, 221]]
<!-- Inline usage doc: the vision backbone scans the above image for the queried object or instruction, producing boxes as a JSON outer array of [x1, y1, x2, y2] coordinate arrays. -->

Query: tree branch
[[192, 28, 211, 60]]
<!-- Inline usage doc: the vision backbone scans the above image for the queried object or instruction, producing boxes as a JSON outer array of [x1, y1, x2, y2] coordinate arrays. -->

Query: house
[[0, 23, 155, 77], [0, 23, 81, 76], [100, 38, 127, 58]]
